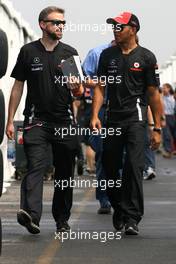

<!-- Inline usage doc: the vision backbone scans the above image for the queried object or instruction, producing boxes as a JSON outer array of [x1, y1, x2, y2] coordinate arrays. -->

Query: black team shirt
[[11, 40, 78, 123], [97, 45, 160, 123]]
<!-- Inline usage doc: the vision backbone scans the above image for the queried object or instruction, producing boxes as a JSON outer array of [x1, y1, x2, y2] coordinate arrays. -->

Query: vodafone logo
[[134, 62, 140, 68]]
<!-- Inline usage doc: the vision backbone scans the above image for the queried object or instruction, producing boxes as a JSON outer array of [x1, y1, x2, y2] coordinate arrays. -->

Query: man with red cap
[[91, 12, 162, 235]]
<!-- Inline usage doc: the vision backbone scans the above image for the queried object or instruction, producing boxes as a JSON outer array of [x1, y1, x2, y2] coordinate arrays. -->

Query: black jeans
[[21, 119, 78, 224], [102, 121, 146, 224], [162, 115, 176, 153]]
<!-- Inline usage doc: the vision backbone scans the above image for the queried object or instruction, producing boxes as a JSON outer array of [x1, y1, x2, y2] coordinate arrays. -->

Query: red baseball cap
[[106, 12, 140, 32]]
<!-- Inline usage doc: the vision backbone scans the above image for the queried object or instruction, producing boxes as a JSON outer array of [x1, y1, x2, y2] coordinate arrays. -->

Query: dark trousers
[[162, 115, 176, 153], [102, 121, 146, 224], [21, 121, 78, 223]]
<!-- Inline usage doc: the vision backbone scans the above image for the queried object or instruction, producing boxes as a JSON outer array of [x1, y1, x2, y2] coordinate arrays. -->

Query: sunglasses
[[112, 24, 128, 32], [43, 20, 66, 26]]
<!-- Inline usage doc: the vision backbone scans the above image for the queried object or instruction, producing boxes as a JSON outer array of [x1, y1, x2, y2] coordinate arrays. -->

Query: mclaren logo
[[33, 57, 40, 64]]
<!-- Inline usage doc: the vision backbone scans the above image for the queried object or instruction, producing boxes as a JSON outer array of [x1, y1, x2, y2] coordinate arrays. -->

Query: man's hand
[[90, 116, 102, 131], [6, 122, 15, 140], [150, 130, 161, 150], [6, 80, 24, 140], [69, 76, 84, 97]]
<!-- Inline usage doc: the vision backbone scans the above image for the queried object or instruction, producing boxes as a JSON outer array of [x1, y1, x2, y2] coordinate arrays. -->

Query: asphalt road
[[0, 153, 176, 264]]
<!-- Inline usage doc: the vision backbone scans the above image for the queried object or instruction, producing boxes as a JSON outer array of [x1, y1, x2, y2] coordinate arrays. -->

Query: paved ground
[[0, 153, 176, 264]]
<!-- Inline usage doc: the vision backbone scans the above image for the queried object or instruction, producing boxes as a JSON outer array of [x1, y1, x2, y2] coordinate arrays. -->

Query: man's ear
[[39, 21, 46, 30], [132, 26, 137, 34]]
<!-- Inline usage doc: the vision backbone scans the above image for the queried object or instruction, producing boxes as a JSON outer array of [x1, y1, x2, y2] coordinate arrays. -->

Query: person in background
[[143, 107, 156, 180], [173, 89, 176, 153], [162, 83, 176, 158], [82, 87, 96, 176], [72, 99, 85, 176], [72, 87, 96, 177], [82, 41, 116, 214], [144, 87, 166, 180]]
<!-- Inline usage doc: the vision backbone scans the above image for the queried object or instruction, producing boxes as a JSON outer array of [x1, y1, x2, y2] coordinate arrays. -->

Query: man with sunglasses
[[6, 6, 83, 234], [91, 12, 162, 235]]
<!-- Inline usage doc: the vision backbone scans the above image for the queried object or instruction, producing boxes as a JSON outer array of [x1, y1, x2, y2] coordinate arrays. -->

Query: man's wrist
[[7, 120, 13, 125], [153, 127, 162, 134], [92, 115, 98, 119], [161, 115, 166, 121], [148, 123, 154, 127]]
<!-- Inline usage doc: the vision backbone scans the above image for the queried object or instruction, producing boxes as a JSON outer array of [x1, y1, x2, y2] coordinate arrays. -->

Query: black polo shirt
[[11, 40, 78, 123], [97, 45, 160, 123]]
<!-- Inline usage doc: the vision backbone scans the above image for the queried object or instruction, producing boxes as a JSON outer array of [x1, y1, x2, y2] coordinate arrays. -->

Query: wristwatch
[[153, 127, 162, 133], [161, 115, 166, 121]]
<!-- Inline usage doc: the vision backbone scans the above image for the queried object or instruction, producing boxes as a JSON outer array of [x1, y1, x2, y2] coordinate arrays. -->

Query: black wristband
[[161, 115, 166, 121], [153, 127, 162, 133]]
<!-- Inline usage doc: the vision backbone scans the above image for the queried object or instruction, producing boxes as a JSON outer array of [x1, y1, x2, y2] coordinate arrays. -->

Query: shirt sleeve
[[82, 49, 98, 77], [11, 47, 27, 82], [72, 48, 79, 56], [144, 52, 160, 88]]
